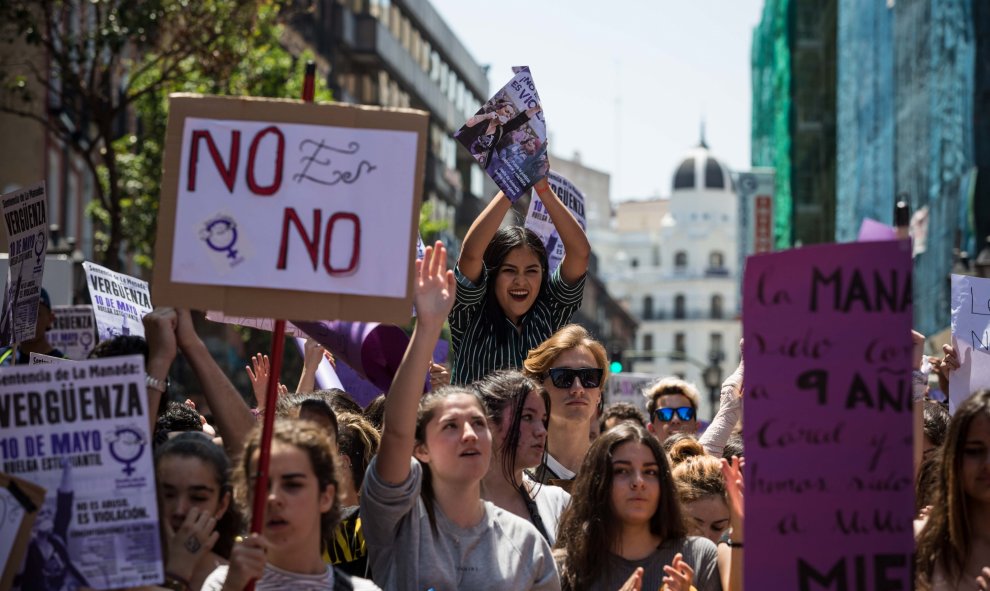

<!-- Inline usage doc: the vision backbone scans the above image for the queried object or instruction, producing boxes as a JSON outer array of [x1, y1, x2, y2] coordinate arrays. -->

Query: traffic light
[[609, 348, 624, 374]]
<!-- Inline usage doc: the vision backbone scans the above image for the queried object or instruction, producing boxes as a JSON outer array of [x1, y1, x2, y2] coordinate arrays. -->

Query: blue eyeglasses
[[654, 407, 695, 422]]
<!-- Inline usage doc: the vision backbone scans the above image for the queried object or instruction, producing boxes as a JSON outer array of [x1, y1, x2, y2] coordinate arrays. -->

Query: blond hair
[[523, 324, 609, 389]]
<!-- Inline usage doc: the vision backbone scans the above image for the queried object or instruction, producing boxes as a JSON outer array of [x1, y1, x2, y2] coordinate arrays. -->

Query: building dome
[[671, 132, 734, 193]]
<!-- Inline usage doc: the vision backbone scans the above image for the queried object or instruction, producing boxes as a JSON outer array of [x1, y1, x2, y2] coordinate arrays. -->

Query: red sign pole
[[245, 61, 317, 591]]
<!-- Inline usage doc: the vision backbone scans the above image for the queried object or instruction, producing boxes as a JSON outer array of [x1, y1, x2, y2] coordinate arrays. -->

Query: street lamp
[[702, 354, 723, 413]]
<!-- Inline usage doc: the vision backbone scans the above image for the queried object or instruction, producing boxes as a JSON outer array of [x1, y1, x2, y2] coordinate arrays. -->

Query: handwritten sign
[[524, 171, 587, 272], [83, 262, 153, 341], [0, 355, 163, 589], [0, 181, 48, 345], [950, 274, 990, 412], [742, 241, 914, 589], [49, 305, 98, 360], [153, 95, 429, 325]]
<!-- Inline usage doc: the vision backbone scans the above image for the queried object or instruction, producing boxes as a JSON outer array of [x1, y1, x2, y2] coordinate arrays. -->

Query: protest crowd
[[1, 67, 989, 591]]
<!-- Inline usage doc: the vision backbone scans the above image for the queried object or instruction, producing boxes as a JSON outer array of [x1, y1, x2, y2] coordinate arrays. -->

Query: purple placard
[[742, 241, 914, 588]]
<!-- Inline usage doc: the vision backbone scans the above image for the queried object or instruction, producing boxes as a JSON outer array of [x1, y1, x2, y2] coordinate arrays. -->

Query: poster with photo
[[0, 181, 49, 346], [1, 355, 163, 589], [455, 67, 547, 202], [82, 263, 153, 342], [525, 171, 587, 272], [49, 305, 98, 360]]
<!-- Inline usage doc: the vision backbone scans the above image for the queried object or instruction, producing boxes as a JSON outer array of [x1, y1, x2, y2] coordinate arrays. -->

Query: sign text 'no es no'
[[152, 94, 429, 324]]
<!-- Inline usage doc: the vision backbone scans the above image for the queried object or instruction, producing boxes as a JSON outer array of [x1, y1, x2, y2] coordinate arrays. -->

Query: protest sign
[[455, 67, 547, 202], [0, 355, 163, 589], [742, 240, 914, 589], [0, 474, 45, 591], [0, 181, 48, 345], [604, 373, 654, 412], [153, 94, 429, 325], [524, 171, 587, 272], [49, 305, 97, 360], [83, 262, 153, 341], [949, 274, 990, 412]]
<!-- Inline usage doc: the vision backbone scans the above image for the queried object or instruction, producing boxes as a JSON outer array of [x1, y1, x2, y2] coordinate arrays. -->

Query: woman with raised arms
[[449, 176, 590, 385], [360, 241, 559, 591]]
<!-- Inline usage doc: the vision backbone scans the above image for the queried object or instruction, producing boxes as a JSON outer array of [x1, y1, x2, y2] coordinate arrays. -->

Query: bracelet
[[145, 373, 168, 394], [162, 571, 190, 591], [727, 539, 743, 548]]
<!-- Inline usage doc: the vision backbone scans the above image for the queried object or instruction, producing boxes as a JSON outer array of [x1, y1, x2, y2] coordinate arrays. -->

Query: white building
[[593, 139, 741, 420]]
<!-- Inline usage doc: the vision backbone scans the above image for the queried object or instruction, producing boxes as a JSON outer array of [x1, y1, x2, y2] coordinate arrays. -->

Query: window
[[674, 333, 686, 353], [643, 334, 654, 361], [652, 245, 660, 267], [643, 295, 654, 320], [631, 258, 639, 269], [709, 251, 725, 269], [710, 333, 723, 356], [674, 294, 686, 319], [675, 251, 687, 269], [711, 294, 723, 319]]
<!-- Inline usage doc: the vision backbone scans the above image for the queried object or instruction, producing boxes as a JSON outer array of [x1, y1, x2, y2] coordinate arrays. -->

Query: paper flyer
[[49, 305, 98, 360], [455, 67, 548, 202], [82, 262, 153, 341], [0, 181, 49, 346], [524, 170, 587, 272], [1, 355, 164, 589]]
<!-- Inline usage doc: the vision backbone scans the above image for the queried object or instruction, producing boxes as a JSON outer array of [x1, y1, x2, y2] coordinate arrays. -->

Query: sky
[[430, 0, 766, 201]]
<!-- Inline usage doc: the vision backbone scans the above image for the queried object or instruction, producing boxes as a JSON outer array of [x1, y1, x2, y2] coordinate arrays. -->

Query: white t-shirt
[[201, 563, 380, 591], [524, 475, 570, 546]]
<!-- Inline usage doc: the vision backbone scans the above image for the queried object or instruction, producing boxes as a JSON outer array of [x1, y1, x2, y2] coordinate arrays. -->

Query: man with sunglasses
[[644, 378, 701, 442]]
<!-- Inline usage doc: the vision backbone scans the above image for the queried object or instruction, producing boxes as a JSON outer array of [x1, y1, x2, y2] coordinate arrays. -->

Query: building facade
[[751, 0, 837, 248], [595, 141, 741, 420], [834, 0, 987, 333], [288, 0, 495, 253]]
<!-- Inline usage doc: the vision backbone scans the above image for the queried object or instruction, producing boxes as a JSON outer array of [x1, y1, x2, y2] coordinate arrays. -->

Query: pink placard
[[742, 241, 914, 588]]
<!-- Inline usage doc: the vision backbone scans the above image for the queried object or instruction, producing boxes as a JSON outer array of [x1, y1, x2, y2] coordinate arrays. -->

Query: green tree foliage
[[0, 0, 329, 270]]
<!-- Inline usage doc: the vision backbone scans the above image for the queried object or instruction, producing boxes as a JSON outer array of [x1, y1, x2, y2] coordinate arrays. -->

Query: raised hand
[[720, 456, 745, 522], [413, 241, 455, 327], [246, 353, 270, 403], [661, 553, 695, 591], [976, 566, 990, 591], [429, 362, 451, 391]]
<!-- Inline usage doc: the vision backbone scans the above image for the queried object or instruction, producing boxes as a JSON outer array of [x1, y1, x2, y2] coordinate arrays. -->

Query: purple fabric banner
[[742, 241, 914, 589]]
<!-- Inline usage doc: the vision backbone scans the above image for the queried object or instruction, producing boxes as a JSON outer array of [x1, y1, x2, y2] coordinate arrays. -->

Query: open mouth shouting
[[508, 289, 530, 303]]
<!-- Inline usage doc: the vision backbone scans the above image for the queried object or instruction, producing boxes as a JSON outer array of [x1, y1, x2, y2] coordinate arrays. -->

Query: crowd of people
[[10, 180, 990, 591]]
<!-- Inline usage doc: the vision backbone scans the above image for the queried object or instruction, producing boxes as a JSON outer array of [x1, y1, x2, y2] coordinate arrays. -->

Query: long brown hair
[[553, 423, 687, 590], [916, 389, 990, 586], [474, 370, 548, 487], [234, 420, 341, 553]]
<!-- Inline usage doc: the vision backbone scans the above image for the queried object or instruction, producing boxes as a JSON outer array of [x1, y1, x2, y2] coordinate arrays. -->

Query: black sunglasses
[[654, 407, 696, 422], [546, 367, 604, 389]]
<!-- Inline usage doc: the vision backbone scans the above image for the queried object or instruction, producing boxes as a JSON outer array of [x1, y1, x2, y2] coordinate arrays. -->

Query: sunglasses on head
[[546, 367, 604, 389], [654, 407, 696, 422]]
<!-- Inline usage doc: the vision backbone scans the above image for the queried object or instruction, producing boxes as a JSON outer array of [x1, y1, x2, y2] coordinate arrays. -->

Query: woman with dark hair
[[155, 433, 240, 591], [202, 420, 379, 590], [554, 423, 722, 591], [916, 389, 990, 590], [449, 173, 590, 386], [523, 325, 608, 486], [476, 370, 570, 544], [360, 242, 559, 591]]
